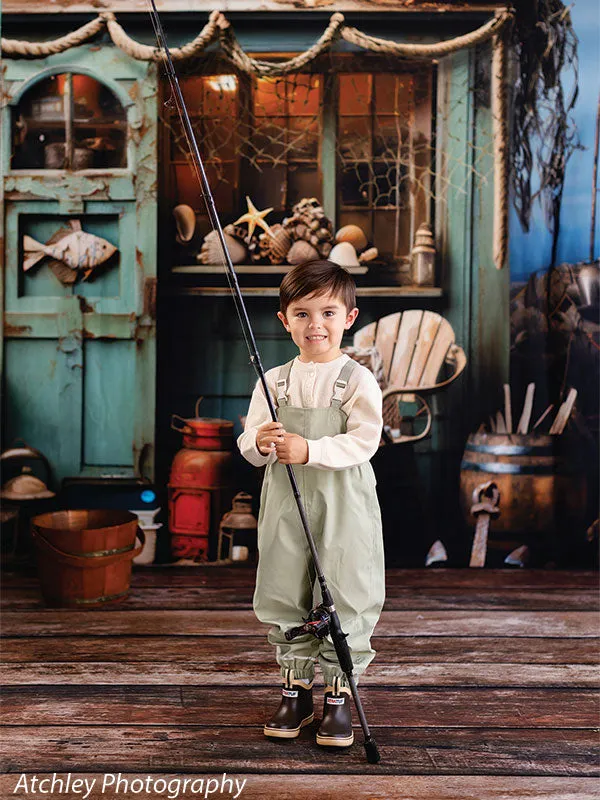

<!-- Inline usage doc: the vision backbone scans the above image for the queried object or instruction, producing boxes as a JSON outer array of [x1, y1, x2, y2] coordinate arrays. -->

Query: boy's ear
[[344, 307, 359, 330], [277, 311, 290, 331]]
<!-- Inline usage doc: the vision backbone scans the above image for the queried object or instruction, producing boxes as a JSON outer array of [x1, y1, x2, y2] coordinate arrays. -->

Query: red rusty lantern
[[168, 398, 234, 561]]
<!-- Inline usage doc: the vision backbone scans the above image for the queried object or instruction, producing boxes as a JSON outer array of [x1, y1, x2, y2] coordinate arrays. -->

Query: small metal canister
[[411, 222, 436, 286], [217, 492, 258, 562]]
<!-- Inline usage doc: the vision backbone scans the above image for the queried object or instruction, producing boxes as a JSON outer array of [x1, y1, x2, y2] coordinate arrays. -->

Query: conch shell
[[259, 224, 292, 265], [173, 204, 196, 244], [286, 240, 319, 265], [197, 230, 247, 265], [329, 241, 360, 268], [335, 224, 367, 253]]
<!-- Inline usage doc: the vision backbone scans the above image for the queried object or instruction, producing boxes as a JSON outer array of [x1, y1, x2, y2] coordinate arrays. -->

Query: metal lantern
[[217, 492, 258, 562]]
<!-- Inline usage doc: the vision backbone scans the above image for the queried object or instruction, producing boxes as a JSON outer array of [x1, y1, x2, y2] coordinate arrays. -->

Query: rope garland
[[1, 9, 513, 66], [1, 8, 513, 270]]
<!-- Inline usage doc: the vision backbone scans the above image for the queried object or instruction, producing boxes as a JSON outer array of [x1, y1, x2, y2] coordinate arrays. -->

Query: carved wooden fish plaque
[[23, 219, 118, 282]]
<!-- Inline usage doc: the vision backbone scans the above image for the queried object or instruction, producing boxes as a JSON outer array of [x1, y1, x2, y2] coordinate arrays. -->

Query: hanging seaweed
[[511, 0, 581, 262]]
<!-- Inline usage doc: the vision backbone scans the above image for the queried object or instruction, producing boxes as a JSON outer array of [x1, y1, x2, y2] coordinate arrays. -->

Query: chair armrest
[[380, 390, 432, 444]]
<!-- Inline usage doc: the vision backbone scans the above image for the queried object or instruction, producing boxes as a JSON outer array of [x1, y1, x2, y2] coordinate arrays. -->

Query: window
[[12, 73, 127, 170], [163, 60, 434, 261]]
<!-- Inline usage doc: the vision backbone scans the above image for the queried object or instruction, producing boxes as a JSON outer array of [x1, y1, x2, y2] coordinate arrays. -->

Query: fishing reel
[[285, 604, 331, 641]]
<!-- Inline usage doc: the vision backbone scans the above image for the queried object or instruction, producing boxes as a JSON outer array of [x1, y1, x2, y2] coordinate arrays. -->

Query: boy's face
[[277, 291, 359, 363]]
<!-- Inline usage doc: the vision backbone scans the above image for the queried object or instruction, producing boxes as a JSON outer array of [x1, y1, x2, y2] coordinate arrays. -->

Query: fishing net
[[160, 48, 494, 263]]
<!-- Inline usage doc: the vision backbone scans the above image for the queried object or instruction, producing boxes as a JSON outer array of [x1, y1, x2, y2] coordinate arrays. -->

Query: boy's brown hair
[[279, 259, 357, 316]]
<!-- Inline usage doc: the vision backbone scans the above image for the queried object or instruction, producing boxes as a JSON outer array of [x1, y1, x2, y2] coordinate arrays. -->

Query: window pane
[[203, 75, 237, 117], [254, 78, 286, 117], [288, 117, 319, 160], [12, 73, 127, 170], [373, 162, 409, 208], [245, 163, 287, 212], [340, 163, 372, 207], [288, 164, 321, 207], [339, 117, 372, 161], [12, 75, 65, 169], [339, 74, 372, 115], [373, 116, 406, 159], [252, 118, 287, 160], [180, 77, 204, 111], [374, 74, 412, 115], [172, 164, 204, 210], [204, 116, 237, 161], [288, 74, 320, 116]]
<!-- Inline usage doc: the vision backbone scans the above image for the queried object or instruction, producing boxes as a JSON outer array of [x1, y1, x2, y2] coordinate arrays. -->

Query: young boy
[[237, 259, 385, 748]]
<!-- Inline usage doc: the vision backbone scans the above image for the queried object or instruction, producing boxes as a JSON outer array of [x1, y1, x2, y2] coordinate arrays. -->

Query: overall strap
[[275, 360, 295, 407], [330, 358, 358, 408]]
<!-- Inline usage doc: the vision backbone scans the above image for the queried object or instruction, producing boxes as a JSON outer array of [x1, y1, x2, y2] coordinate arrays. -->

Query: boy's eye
[[324, 311, 335, 317]]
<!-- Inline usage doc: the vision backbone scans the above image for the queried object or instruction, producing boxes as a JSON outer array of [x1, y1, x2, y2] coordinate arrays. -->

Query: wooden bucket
[[460, 433, 587, 553], [31, 510, 144, 608]]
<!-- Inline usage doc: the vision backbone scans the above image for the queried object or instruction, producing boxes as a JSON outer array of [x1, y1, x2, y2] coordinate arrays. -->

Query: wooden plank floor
[[1, 566, 599, 799]]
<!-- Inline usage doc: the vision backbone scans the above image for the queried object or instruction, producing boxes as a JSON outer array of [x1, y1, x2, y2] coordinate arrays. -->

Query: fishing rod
[[146, 0, 380, 764]]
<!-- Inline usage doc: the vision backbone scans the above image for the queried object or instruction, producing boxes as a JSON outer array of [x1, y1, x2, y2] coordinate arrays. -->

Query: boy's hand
[[256, 422, 285, 455], [276, 432, 309, 465]]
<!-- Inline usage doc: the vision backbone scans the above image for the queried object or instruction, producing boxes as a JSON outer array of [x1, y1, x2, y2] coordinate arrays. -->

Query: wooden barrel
[[460, 433, 586, 551], [31, 510, 143, 608]]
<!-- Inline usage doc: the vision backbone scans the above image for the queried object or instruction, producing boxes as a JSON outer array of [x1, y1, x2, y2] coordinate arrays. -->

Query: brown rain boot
[[316, 676, 354, 747], [263, 668, 314, 739]]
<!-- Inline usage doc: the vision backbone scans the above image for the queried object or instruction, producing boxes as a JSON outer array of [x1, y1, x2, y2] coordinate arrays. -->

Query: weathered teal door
[[1, 46, 157, 482]]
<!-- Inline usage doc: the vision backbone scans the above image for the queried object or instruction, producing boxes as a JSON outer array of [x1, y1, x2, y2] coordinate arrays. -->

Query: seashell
[[329, 241, 360, 268], [335, 224, 367, 253], [173, 204, 196, 244], [197, 230, 247, 265], [259, 224, 292, 265], [224, 223, 250, 244], [359, 247, 379, 263], [286, 240, 320, 265]]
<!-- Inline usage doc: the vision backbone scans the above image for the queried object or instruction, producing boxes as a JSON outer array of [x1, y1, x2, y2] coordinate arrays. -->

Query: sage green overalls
[[253, 358, 386, 687]]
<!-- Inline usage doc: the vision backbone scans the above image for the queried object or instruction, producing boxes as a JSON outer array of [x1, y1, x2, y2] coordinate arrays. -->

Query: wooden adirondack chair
[[352, 310, 467, 444]]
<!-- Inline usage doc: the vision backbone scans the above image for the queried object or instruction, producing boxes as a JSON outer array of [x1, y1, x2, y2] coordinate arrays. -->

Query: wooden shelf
[[172, 264, 368, 275], [21, 119, 126, 130], [167, 286, 443, 298]]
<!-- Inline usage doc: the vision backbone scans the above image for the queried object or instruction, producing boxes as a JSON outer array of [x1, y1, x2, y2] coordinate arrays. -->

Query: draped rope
[[1, 15, 106, 58], [341, 10, 509, 58], [217, 12, 345, 76], [491, 11, 510, 270], [2, 9, 513, 67]]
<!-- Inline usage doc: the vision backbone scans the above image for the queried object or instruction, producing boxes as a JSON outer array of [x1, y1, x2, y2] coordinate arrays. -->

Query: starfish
[[233, 196, 274, 240]]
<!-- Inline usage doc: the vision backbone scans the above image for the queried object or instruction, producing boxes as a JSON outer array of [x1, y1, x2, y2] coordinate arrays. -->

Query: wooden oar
[[503, 384, 512, 433], [549, 388, 578, 435], [517, 382, 536, 434]]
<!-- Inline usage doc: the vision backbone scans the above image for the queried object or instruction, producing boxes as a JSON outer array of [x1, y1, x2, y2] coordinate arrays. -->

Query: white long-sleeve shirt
[[237, 353, 383, 471]]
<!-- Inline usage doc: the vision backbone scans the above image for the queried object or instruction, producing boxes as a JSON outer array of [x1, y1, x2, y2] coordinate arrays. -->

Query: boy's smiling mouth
[[306, 335, 327, 340]]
